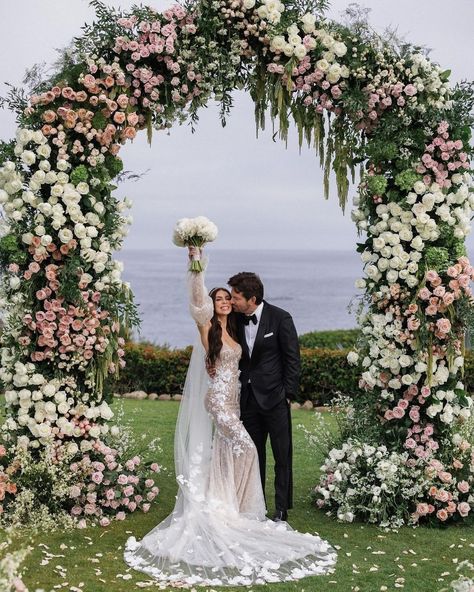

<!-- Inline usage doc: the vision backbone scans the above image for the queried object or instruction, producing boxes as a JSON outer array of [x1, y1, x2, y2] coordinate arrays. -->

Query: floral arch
[[0, 0, 473, 527]]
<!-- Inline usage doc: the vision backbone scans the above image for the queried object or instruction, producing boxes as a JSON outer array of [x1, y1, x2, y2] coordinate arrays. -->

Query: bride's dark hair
[[207, 287, 238, 368]]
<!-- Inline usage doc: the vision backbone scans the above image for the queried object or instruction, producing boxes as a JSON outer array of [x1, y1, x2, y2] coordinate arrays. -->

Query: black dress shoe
[[271, 510, 288, 522]]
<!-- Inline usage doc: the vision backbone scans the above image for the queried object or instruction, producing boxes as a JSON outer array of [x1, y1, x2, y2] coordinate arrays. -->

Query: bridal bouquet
[[173, 216, 218, 272]]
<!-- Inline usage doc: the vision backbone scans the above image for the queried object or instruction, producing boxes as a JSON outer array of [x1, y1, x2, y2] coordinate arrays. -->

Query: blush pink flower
[[457, 502, 470, 517]]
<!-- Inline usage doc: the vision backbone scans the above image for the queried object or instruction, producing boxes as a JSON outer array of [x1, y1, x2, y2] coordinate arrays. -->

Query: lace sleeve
[[187, 264, 213, 327]]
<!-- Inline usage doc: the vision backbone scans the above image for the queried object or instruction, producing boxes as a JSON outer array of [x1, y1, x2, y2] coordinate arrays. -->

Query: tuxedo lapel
[[250, 302, 270, 361]]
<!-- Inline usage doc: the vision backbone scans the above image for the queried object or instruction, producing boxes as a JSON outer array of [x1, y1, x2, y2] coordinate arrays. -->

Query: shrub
[[298, 329, 360, 350]]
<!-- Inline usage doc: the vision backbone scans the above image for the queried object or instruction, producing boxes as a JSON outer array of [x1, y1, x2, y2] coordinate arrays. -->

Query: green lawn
[[2, 399, 473, 592]]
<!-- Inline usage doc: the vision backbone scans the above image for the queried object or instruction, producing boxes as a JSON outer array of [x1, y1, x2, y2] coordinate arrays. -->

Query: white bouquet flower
[[173, 216, 218, 272]]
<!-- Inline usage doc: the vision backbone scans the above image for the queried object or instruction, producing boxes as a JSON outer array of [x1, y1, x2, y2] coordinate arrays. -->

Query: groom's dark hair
[[228, 272, 264, 304]]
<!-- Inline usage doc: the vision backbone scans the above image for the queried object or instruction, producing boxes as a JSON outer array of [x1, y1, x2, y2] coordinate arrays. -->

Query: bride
[[124, 247, 337, 586]]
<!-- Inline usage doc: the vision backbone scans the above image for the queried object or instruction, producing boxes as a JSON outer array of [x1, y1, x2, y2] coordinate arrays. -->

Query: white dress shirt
[[245, 302, 264, 358]]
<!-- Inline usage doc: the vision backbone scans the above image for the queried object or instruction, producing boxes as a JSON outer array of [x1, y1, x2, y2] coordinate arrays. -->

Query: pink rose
[[457, 481, 470, 494], [392, 406, 405, 419], [398, 399, 409, 410], [100, 517, 111, 527], [457, 502, 470, 517], [70, 485, 81, 498], [116, 511, 126, 521], [91, 471, 103, 485], [438, 471, 452, 483], [117, 474, 128, 485], [436, 318, 451, 333], [416, 502, 429, 515], [405, 438, 416, 449], [145, 479, 154, 488], [142, 503, 150, 513], [404, 84, 417, 96], [418, 287, 431, 300], [436, 509, 448, 521]]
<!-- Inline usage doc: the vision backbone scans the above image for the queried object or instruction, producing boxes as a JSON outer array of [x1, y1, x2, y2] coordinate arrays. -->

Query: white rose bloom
[[37, 423, 52, 438], [37, 144, 51, 159], [16, 129, 33, 145], [316, 59, 330, 72], [89, 426, 101, 438], [21, 150, 36, 166], [76, 182, 89, 195], [347, 351, 359, 365], [413, 180, 427, 195], [243, 0, 255, 8], [333, 41, 347, 57], [58, 228, 73, 243], [288, 33, 301, 46], [327, 63, 342, 83], [9, 276, 21, 290], [99, 401, 114, 420], [257, 5, 268, 18], [32, 130, 45, 144], [293, 44, 307, 59], [74, 223, 87, 239], [283, 43, 294, 57]]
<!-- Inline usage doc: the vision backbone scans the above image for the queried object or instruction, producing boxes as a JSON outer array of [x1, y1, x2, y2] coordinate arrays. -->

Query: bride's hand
[[188, 246, 202, 261]]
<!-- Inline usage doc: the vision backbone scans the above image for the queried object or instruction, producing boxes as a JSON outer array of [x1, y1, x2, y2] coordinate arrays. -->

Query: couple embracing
[[124, 247, 336, 586]]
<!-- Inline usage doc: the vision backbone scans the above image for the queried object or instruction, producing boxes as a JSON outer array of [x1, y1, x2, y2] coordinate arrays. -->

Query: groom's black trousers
[[240, 385, 293, 512]]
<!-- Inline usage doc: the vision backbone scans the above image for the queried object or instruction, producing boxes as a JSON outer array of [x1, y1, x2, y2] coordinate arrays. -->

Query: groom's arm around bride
[[228, 271, 300, 521]]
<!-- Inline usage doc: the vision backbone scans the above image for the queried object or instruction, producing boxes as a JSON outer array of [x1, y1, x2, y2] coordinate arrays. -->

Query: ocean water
[[119, 249, 363, 348]]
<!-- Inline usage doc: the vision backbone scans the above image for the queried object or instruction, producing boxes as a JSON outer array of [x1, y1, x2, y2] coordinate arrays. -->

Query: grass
[[2, 399, 474, 592]]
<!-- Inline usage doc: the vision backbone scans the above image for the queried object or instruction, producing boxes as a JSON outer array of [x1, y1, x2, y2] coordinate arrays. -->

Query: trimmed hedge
[[114, 342, 364, 405], [114, 341, 474, 406], [298, 328, 360, 350]]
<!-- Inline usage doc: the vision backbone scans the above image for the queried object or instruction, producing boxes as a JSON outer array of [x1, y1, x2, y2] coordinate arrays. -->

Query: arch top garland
[[0, 0, 473, 528]]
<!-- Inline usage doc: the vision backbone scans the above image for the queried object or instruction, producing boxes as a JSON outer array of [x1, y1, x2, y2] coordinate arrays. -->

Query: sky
[[0, 0, 473, 251]]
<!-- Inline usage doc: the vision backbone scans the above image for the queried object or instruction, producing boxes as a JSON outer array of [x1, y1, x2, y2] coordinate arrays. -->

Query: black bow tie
[[244, 314, 257, 325]]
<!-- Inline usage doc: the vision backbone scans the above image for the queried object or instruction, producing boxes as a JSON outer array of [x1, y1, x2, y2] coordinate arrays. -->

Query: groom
[[228, 272, 300, 521]]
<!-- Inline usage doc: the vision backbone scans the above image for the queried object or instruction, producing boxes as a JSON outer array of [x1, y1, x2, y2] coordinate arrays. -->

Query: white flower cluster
[[408, 53, 453, 111], [352, 174, 474, 291], [0, 127, 133, 293], [268, 16, 349, 73], [355, 311, 423, 395], [427, 382, 472, 424], [249, 0, 285, 24], [173, 216, 218, 247], [0, 358, 113, 450], [317, 438, 425, 528]]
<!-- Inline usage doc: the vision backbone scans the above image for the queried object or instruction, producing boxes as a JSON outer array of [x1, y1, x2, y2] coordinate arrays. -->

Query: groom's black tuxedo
[[238, 301, 300, 410], [237, 301, 300, 513]]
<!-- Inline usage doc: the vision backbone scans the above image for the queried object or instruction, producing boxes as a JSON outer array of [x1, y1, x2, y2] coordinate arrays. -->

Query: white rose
[[21, 150, 36, 166], [257, 5, 268, 18], [333, 41, 347, 57], [37, 423, 52, 438], [37, 144, 51, 159], [414, 180, 427, 195], [9, 276, 21, 290], [76, 182, 89, 195], [58, 228, 73, 243], [293, 44, 307, 60], [243, 0, 255, 8], [347, 351, 359, 365], [99, 401, 114, 420], [316, 59, 330, 72]]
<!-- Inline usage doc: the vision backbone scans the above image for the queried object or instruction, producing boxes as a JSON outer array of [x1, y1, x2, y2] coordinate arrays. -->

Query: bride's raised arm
[[187, 247, 213, 349]]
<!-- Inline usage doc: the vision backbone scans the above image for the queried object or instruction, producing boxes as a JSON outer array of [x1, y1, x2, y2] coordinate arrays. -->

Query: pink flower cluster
[[20, 263, 124, 371], [68, 440, 159, 525], [413, 447, 473, 523], [416, 121, 470, 188], [418, 258, 474, 339], [269, 56, 345, 116], [358, 81, 417, 131], [111, 8, 203, 112], [0, 443, 19, 516]]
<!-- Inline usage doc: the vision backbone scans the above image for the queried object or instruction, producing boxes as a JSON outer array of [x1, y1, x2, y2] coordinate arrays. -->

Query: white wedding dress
[[124, 267, 337, 586]]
